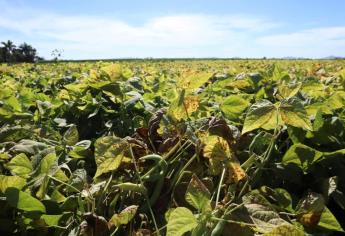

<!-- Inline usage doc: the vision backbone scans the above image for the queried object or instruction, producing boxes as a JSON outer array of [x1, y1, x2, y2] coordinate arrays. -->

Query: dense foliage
[[0, 60, 344, 235], [0, 40, 41, 63]]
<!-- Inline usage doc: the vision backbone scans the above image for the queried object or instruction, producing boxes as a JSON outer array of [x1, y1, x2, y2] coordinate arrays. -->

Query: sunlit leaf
[[94, 136, 129, 178], [167, 207, 197, 236]]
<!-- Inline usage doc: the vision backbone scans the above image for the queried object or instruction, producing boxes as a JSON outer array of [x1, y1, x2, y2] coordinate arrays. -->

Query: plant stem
[[129, 145, 160, 235]]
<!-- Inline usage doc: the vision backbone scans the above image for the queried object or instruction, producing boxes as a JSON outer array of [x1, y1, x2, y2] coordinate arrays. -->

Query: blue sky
[[1, 0, 344, 59]]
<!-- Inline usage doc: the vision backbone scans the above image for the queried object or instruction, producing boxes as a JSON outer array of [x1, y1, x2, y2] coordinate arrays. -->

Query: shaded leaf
[[5, 187, 46, 213], [185, 174, 211, 211]]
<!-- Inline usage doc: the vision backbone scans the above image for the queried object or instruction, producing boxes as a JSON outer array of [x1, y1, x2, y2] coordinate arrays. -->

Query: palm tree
[[1, 40, 16, 62], [18, 43, 37, 62]]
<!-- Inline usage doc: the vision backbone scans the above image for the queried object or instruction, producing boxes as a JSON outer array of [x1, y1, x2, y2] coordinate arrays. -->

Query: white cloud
[[0, 2, 344, 59], [257, 27, 345, 58], [0, 3, 279, 59]]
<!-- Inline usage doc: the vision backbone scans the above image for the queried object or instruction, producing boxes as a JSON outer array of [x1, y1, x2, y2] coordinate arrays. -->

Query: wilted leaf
[[202, 135, 230, 175], [263, 224, 305, 236], [80, 213, 109, 236], [296, 192, 325, 227], [11, 140, 50, 155], [109, 205, 138, 228], [168, 90, 199, 121], [227, 161, 246, 184]]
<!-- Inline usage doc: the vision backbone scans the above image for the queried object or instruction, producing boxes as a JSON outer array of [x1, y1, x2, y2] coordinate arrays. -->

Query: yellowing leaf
[[168, 90, 200, 121], [227, 161, 246, 184], [0, 175, 26, 193], [5, 153, 33, 178], [202, 135, 230, 175], [109, 205, 138, 228], [101, 63, 123, 81], [264, 224, 305, 236], [94, 136, 129, 178], [279, 97, 312, 131], [177, 71, 212, 93]]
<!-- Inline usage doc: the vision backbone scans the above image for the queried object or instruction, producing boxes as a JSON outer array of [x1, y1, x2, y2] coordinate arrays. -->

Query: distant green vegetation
[[0, 60, 344, 235], [0, 40, 42, 63]]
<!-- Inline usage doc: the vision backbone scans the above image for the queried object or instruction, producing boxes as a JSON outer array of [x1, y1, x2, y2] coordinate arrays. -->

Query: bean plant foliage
[[0, 60, 344, 235]]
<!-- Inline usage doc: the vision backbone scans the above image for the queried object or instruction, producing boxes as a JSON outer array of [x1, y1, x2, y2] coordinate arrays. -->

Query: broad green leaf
[[279, 97, 312, 131], [271, 66, 290, 81], [185, 174, 211, 211], [242, 100, 278, 134], [100, 63, 123, 81], [5, 187, 46, 213], [220, 95, 251, 120], [277, 82, 301, 99], [259, 187, 293, 212], [68, 140, 91, 159], [94, 136, 129, 178], [109, 205, 138, 227], [301, 81, 327, 98], [282, 144, 323, 172], [167, 207, 197, 236], [0, 175, 26, 193], [63, 125, 79, 146], [31, 153, 58, 199], [318, 207, 344, 232], [35, 152, 58, 176], [41, 214, 63, 227], [67, 169, 87, 193], [6, 96, 22, 112], [326, 91, 345, 110], [282, 144, 345, 172], [50, 189, 66, 203], [5, 153, 33, 178]]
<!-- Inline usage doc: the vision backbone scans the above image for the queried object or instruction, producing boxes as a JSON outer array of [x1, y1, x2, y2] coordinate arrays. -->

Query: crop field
[[0, 59, 345, 235]]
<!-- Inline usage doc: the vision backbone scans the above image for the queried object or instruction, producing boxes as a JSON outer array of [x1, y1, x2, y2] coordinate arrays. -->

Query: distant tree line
[[0, 40, 43, 63]]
